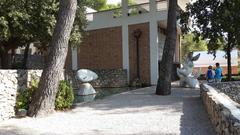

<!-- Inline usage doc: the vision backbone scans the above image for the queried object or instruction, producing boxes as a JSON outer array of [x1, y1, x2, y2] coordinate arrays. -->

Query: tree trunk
[[22, 44, 30, 69], [156, 0, 177, 95], [226, 46, 232, 81], [0, 50, 9, 69], [28, 0, 77, 117]]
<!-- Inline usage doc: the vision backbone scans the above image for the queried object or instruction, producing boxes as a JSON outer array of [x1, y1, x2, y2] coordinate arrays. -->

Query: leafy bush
[[222, 75, 240, 82], [16, 79, 38, 110], [55, 80, 74, 110], [16, 80, 74, 111]]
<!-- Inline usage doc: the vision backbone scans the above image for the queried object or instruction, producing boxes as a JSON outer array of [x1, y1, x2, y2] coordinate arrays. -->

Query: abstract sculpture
[[177, 52, 201, 88], [76, 69, 98, 95]]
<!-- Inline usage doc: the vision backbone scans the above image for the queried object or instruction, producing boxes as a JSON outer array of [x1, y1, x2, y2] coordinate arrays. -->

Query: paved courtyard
[[0, 86, 216, 135]]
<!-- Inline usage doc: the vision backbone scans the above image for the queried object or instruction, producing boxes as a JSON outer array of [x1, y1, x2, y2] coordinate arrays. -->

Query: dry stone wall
[[200, 84, 240, 135], [91, 69, 128, 88], [69, 69, 128, 90], [209, 82, 240, 104], [0, 69, 128, 121], [0, 70, 42, 121]]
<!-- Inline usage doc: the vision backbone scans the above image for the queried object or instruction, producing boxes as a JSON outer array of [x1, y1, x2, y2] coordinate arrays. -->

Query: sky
[[107, 0, 121, 4]]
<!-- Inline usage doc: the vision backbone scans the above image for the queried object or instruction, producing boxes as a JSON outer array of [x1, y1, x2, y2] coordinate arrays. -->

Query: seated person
[[206, 65, 215, 83]]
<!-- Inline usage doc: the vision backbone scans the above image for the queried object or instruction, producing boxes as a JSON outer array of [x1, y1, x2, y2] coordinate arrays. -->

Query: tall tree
[[0, 0, 33, 68], [180, 0, 240, 81], [181, 33, 208, 62], [0, 0, 88, 68], [28, 0, 77, 117], [156, 0, 177, 95]]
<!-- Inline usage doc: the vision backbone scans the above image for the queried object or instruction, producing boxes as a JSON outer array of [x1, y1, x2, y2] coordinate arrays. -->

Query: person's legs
[[215, 78, 221, 82], [208, 79, 214, 83]]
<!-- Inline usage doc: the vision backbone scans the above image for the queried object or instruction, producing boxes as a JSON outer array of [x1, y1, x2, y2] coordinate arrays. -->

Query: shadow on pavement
[[179, 89, 216, 135], [0, 126, 27, 135], [72, 87, 183, 115]]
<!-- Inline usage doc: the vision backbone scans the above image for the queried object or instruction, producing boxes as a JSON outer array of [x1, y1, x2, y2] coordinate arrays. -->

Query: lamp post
[[133, 29, 142, 80]]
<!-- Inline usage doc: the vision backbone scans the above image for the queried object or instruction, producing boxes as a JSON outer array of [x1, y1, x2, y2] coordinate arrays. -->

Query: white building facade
[[71, 0, 189, 85]]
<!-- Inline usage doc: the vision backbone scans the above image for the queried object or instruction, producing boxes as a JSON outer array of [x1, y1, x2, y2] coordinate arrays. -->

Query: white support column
[[121, 0, 128, 17], [150, 21, 159, 85], [71, 47, 78, 70], [149, 0, 159, 85], [150, 0, 157, 13], [121, 0, 130, 82], [122, 24, 130, 82]]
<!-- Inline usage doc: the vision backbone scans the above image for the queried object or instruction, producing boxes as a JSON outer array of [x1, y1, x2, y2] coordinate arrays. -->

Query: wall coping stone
[[201, 83, 240, 122]]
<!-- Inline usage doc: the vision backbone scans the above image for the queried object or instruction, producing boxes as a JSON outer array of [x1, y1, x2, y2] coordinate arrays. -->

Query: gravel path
[[0, 86, 216, 135]]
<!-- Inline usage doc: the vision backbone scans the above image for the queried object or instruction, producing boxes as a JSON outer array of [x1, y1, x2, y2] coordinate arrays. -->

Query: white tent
[[193, 50, 238, 67]]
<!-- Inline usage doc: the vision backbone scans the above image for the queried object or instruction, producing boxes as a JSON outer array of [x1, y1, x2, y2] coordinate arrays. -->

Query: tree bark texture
[[156, 0, 177, 95], [0, 45, 10, 69], [28, 0, 77, 117], [0, 39, 20, 68], [0, 51, 9, 69], [22, 44, 30, 69], [226, 46, 232, 81]]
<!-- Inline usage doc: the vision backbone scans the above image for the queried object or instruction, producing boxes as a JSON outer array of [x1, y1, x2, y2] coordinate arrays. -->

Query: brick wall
[[194, 66, 238, 75], [128, 23, 150, 83], [78, 24, 151, 83], [78, 27, 122, 69]]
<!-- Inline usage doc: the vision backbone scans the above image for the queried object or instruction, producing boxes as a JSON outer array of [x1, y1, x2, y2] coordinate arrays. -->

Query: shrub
[[16, 80, 74, 111], [16, 79, 38, 110], [55, 80, 74, 110]]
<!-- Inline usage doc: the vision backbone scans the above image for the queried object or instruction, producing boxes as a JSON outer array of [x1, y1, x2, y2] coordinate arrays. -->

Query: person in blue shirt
[[214, 63, 222, 82], [206, 65, 215, 83]]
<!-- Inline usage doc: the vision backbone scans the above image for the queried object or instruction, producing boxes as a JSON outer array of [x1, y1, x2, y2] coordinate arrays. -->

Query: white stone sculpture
[[177, 52, 201, 88], [76, 69, 98, 95]]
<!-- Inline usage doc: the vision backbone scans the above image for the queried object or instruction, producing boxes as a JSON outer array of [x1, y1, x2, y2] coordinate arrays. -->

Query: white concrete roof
[[193, 50, 238, 67], [85, 7, 96, 13]]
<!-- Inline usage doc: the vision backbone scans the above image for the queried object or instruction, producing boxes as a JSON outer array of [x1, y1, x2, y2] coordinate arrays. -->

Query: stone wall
[[0, 70, 42, 121], [209, 82, 240, 104], [0, 69, 128, 121], [68, 69, 128, 89], [200, 84, 240, 135], [91, 69, 128, 88]]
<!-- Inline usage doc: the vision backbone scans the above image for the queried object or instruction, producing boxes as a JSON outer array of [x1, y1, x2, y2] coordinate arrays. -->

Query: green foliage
[[181, 33, 208, 61], [87, 0, 107, 11], [88, 0, 136, 11], [16, 79, 39, 110], [222, 75, 240, 82], [100, 4, 120, 11], [0, 0, 90, 61], [16, 79, 74, 110], [180, 0, 240, 80], [55, 80, 74, 110], [180, 0, 240, 53]]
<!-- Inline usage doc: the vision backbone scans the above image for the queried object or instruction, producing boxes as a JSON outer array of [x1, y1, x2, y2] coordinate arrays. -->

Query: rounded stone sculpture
[[76, 69, 98, 96], [177, 52, 201, 88], [77, 69, 98, 82]]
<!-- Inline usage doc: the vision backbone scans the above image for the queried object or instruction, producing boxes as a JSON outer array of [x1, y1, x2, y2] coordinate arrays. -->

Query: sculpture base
[[179, 77, 200, 88], [77, 83, 96, 96], [80, 94, 96, 102]]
